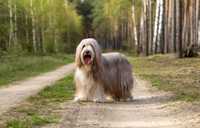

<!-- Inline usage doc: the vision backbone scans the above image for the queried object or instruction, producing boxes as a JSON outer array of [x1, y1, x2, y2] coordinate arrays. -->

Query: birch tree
[[8, 0, 14, 48], [131, 0, 138, 51], [153, 0, 160, 53], [147, 0, 153, 55], [14, 1, 17, 46], [197, 0, 200, 46], [175, 0, 183, 57], [30, 0, 37, 53], [157, 0, 164, 53]]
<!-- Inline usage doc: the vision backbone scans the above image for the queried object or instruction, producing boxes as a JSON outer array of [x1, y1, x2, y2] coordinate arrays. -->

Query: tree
[[93, 0, 132, 50], [131, 0, 138, 51], [8, 0, 14, 48], [0, 0, 83, 54], [30, 0, 36, 53]]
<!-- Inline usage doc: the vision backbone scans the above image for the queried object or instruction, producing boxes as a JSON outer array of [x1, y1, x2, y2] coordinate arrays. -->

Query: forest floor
[[1, 54, 200, 128]]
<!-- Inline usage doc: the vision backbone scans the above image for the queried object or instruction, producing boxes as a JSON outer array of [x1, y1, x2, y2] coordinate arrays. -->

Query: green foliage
[[6, 114, 58, 128], [72, 0, 94, 35], [31, 114, 58, 125], [0, 54, 74, 86], [92, 0, 132, 49], [0, 0, 82, 54], [6, 119, 31, 128], [5, 75, 74, 128], [30, 74, 74, 103]]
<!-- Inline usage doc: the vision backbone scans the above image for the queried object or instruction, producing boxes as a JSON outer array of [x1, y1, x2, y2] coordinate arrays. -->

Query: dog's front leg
[[91, 85, 105, 103], [74, 78, 88, 102]]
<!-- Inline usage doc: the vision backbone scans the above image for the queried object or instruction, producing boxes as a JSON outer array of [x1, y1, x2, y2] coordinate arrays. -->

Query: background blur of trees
[[0, 0, 200, 58], [91, 0, 200, 57], [0, 0, 82, 55]]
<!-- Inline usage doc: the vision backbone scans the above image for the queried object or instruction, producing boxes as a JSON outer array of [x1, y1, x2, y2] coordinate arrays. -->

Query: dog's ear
[[75, 42, 83, 67], [91, 40, 102, 69]]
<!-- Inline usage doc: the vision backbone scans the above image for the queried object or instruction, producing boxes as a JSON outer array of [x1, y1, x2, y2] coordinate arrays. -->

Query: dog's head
[[75, 38, 102, 69]]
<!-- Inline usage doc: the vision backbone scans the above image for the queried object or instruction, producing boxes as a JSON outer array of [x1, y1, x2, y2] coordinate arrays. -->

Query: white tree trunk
[[54, 30, 58, 52], [8, 0, 14, 48], [53, 12, 58, 52], [25, 13, 29, 45], [14, 3, 18, 46], [131, 0, 138, 46], [30, 0, 37, 53], [198, 21, 200, 46], [157, 0, 164, 52], [140, 15, 144, 53], [147, 0, 153, 54], [196, 0, 200, 46], [143, 0, 148, 55], [153, 0, 160, 53], [153, 0, 164, 53], [40, 0, 46, 53]]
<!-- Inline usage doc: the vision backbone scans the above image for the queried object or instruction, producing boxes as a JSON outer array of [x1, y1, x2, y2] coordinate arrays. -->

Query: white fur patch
[[74, 68, 105, 102]]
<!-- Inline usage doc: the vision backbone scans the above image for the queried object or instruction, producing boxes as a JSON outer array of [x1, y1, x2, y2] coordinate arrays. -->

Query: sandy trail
[[58, 77, 200, 128], [0, 64, 75, 116], [1, 64, 199, 128]]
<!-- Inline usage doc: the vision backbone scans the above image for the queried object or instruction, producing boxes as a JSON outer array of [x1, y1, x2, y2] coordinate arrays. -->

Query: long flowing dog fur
[[74, 38, 134, 102]]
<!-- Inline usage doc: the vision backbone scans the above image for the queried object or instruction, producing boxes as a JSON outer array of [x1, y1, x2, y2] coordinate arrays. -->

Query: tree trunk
[[172, 0, 176, 52], [40, 0, 46, 53], [139, 14, 144, 55], [14, 2, 18, 46], [25, 13, 29, 46], [30, 0, 37, 53], [164, 0, 169, 53], [167, 0, 173, 52], [197, 0, 200, 47], [8, 0, 14, 48], [176, 0, 183, 58], [144, 0, 148, 56], [54, 30, 58, 53], [182, 0, 188, 55], [147, 0, 153, 55], [157, 0, 164, 53], [153, 0, 160, 53], [131, 0, 138, 50]]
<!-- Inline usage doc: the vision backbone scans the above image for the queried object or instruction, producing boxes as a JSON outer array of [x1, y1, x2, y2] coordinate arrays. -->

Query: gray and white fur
[[74, 38, 134, 102]]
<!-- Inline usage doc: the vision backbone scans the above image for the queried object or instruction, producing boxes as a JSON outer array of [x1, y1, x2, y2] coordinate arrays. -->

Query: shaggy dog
[[74, 38, 133, 102]]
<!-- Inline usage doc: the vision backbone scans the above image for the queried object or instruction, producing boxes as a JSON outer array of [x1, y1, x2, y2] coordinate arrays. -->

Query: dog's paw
[[106, 96, 115, 102], [73, 96, 88, 102], [125, 96, 134, 102], [93, 98, 105, 103], [73, 97, 81, 102]]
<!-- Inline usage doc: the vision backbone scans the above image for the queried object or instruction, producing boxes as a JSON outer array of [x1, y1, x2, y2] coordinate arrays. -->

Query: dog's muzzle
[[83, 50, 92, 65]]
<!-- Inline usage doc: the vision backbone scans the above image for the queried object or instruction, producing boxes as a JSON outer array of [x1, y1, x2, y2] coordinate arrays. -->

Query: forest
[[0, 0, 200, 127], [0, 0, 199, 57]]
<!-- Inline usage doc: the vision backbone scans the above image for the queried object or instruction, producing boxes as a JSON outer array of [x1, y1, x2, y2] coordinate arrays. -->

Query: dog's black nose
[[85, 50, 90, 54]]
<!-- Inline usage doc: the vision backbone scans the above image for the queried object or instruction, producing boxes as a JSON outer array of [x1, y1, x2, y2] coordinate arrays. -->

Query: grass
[[0, 54, 74, 86], [0, 74, 74, 128], [129, 54, 200, 102]]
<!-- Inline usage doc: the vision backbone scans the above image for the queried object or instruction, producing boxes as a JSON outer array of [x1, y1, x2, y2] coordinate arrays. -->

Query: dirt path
[[0, 63, 75, 116], [58, 77, 200, 128]]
